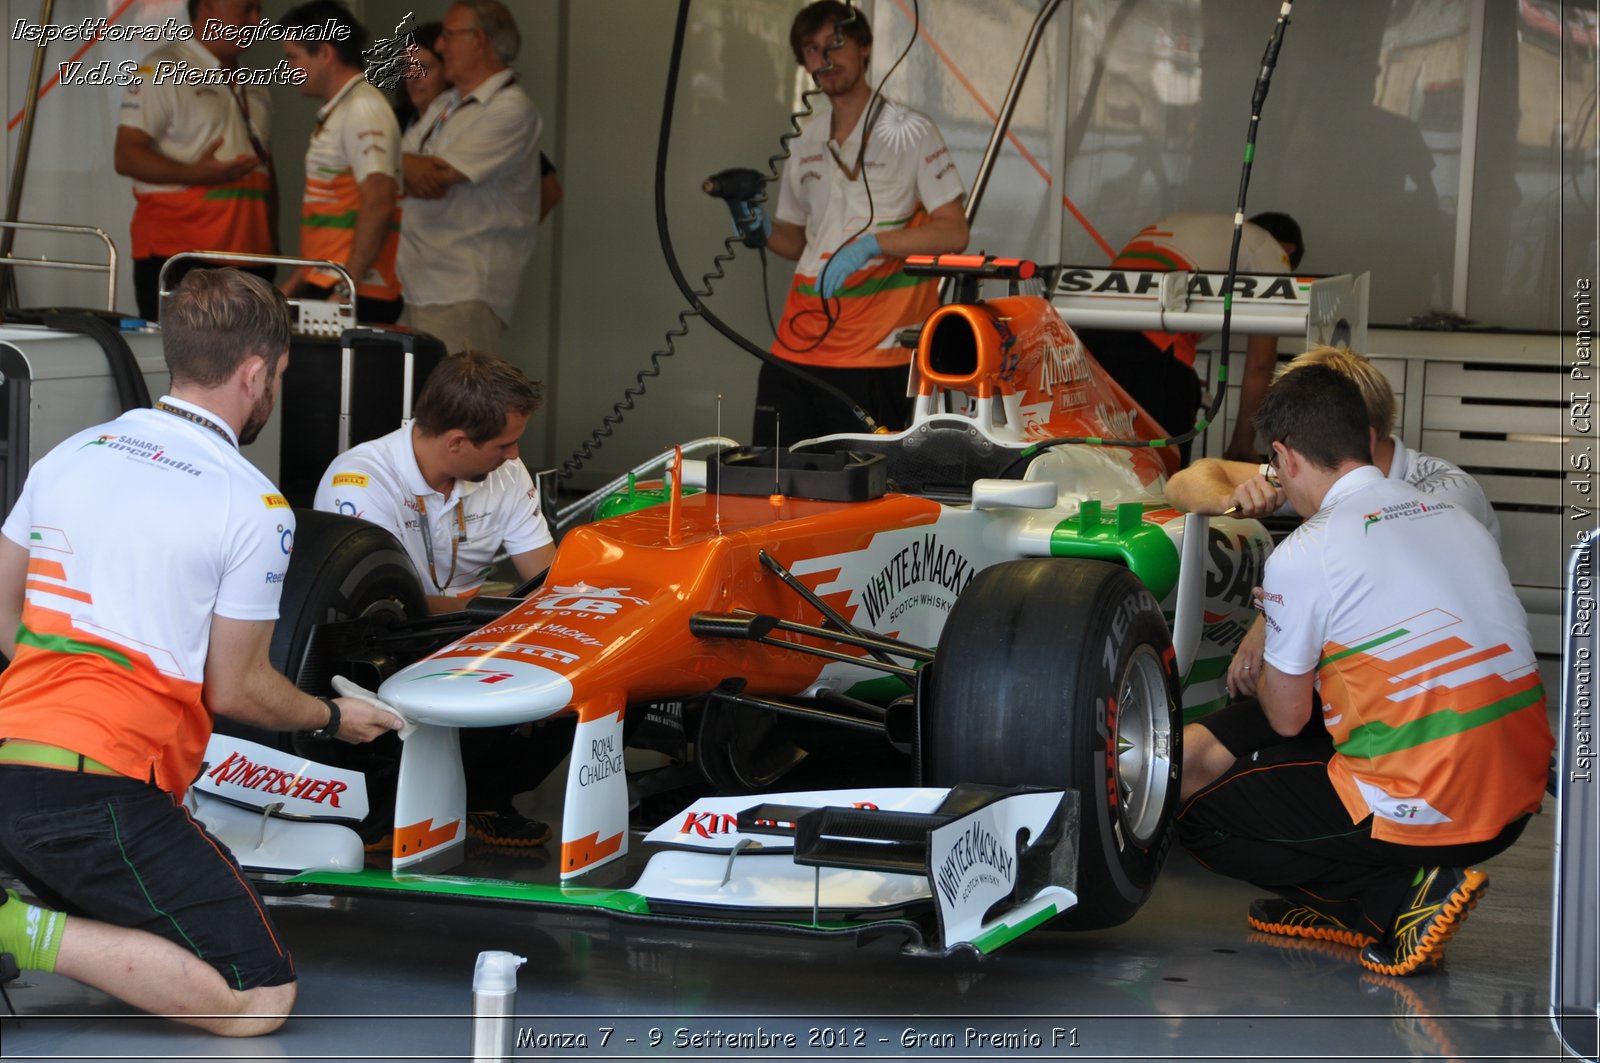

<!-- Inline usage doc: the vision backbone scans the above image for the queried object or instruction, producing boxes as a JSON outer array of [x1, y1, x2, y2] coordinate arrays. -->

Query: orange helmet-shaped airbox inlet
[[915, 303, 1008, 401]]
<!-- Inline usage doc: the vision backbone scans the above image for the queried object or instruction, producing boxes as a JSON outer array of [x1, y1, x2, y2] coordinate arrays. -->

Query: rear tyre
[[923, 558, 1181, 929]]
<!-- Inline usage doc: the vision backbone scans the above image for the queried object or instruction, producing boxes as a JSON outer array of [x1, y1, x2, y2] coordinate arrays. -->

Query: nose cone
[[379, 656, 575, 728]]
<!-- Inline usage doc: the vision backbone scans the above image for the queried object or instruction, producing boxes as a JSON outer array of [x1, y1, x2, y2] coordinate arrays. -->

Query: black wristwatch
[[304, 696, 341, 740]]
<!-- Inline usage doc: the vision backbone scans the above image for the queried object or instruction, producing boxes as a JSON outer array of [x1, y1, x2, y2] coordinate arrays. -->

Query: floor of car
[[0, 667, 1579, 1062]]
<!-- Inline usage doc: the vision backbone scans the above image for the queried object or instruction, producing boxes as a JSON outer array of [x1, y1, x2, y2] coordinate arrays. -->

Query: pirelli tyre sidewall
[[923, 557, 1181, 930]]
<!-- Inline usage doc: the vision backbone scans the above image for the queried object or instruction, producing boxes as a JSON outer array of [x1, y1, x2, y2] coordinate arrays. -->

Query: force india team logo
[[1363, 499, 1455, 535]]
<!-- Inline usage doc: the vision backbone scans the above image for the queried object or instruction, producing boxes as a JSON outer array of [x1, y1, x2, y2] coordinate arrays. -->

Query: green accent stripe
[[1319, 628, 1410, 669], [872, 212, 916, 228], [968, 902, 1059, 953], [16, 624, 133, 671], [287, 868, 654, 913], [1183, 693, 1229, 723], [1335, 684, 1546, 760], [1116, 251, 1185, 271], [798, 270, 932, 300], [111, 803, 212, 973], [1186, 656, 1231, 684], [203, 187, 269, 202], [304, 211, 358, 230]]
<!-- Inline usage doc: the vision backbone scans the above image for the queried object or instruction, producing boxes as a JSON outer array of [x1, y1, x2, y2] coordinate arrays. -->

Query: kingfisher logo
[[407, 667, 515, 684]]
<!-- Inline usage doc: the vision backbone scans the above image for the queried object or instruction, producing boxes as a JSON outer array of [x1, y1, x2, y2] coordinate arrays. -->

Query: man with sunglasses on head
[[1176, 364, 1551, 977], [397, 0, 539, 357], [753, 0, 969, 447]]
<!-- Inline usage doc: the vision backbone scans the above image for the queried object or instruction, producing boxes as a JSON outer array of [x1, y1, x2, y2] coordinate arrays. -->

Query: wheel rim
[[1116, 645, 1173, 846]]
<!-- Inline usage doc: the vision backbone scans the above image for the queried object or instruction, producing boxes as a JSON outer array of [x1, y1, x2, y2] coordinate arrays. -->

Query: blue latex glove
[[818, 234, 880, 299]]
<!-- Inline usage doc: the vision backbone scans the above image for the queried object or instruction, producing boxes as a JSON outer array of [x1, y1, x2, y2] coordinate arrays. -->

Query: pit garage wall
[[1, 0, 1592, 495]]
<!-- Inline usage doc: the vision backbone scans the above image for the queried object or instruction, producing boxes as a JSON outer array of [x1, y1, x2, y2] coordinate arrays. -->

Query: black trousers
[[752, 360, 911, 448], [1177, 723, 1530, 942], [1074, 327, 1201, 465], [134, 257, 275, 322]]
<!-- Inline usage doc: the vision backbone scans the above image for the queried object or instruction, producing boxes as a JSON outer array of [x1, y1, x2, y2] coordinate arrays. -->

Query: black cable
[[999, 2, 1295, 474], [559, 0, 879, 480]]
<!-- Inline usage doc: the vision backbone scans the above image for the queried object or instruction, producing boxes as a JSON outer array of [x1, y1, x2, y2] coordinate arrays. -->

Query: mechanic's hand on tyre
[[1227, 469, 1286, 518], [818, 234, 880, 299], [332, 675, 411, 741], [1225, 613, 1268, 698]]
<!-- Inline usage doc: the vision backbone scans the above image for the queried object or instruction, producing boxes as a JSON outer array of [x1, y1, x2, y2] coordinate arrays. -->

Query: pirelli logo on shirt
[[262, 494, 290, 509], [331, 473, 370, 488]]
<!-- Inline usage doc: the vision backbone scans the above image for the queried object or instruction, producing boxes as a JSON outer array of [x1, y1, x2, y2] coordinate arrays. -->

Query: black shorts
[[0, 765, 295, 989]]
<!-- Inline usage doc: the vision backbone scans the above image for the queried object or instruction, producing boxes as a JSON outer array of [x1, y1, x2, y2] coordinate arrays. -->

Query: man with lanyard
[[0, 269, 403, 1034], [756, 0, 969, 447], [1075, 211, 1303, 463], [278, 2, 403, 324], [398, 0, 540, 357], [1176, 364, 1551, 976], [314, 349, 557, 850], [116, 0, 278, 322]]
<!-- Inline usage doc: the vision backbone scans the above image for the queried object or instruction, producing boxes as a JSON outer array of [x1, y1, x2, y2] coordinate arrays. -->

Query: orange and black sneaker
[[467, 809, 552, 849], [1247, 898, 1377, 949], [1360, 866, 1489, 976]]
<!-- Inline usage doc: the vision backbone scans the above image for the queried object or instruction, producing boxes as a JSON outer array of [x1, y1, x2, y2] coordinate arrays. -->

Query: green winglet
[[967, 902, 1060, 954], [285, 868, 653, 914], [1050, 500, 1181, 601]]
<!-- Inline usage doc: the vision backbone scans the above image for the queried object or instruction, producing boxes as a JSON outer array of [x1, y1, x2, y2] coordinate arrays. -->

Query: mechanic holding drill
[[0, 269, 402, 1035], [750, 0, 969, 446], [1175, 364, 1551, 977]]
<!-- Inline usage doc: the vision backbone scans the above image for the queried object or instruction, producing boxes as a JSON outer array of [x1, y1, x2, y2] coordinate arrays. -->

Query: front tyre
[[923, 558, 1181, 929]]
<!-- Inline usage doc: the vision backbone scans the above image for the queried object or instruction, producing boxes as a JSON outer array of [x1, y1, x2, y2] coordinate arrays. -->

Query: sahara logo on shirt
[[1363, 499, 1455, 535]]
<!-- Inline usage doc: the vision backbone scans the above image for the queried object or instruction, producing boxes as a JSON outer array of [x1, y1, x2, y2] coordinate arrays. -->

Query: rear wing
[[1050, 267, 1370, 351]]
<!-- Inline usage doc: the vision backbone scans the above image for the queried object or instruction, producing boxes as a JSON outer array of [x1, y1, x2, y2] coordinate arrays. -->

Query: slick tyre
[[214, 510, 424, 751], [923, 558, 1181, 929]]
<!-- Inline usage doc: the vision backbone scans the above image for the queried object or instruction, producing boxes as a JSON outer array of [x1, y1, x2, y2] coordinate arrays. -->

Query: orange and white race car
[[193, 255, 1272, 956]]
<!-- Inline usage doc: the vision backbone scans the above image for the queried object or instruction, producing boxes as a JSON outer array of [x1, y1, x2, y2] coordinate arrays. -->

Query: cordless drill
[[703, 168, 768, 249]]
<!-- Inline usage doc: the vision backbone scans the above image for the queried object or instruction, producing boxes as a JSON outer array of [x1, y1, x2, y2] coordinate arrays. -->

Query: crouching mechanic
[[1176, 365, 1552, 976], [1169, 345, 1503, 790], [0, 269, 403, 1035], [313, 349, 558, 849]]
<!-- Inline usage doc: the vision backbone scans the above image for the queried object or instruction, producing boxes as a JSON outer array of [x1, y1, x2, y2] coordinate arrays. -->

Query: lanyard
[[417, 96, 475, 154], [312, 75, 361, 137], [826, 95, 883, 182], [228, 84, 270, 164], [415, 494, 468, 593], [156, 400, 234, 448]]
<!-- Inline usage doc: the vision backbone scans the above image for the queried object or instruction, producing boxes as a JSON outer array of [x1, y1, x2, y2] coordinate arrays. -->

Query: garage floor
[[0, 676, 1580, 1062]]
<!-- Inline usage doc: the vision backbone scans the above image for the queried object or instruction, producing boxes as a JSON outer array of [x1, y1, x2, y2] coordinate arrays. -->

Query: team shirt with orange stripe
[[0, 399, 291, 797], [1260, 465, 1552, 844], [300, 75, 402, 300], [118, 38, 273, 260], [1110, 212, 1290, 366], [771, 97, 964, 369]]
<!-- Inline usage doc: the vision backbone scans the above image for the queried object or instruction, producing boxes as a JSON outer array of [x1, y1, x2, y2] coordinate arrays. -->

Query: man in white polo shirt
[[115, 0, 278, 321], [397, 0, 540, 356], [1176, 364, 1550, 976], [314, 349, 556, 850], [0, 269, 402, 1034], [759, 0, 969, 446], [278, 1, 403, 324]]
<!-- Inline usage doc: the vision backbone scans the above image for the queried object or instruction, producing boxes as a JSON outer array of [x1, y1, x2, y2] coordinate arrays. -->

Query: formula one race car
[[193, 255, 1277, 957]]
